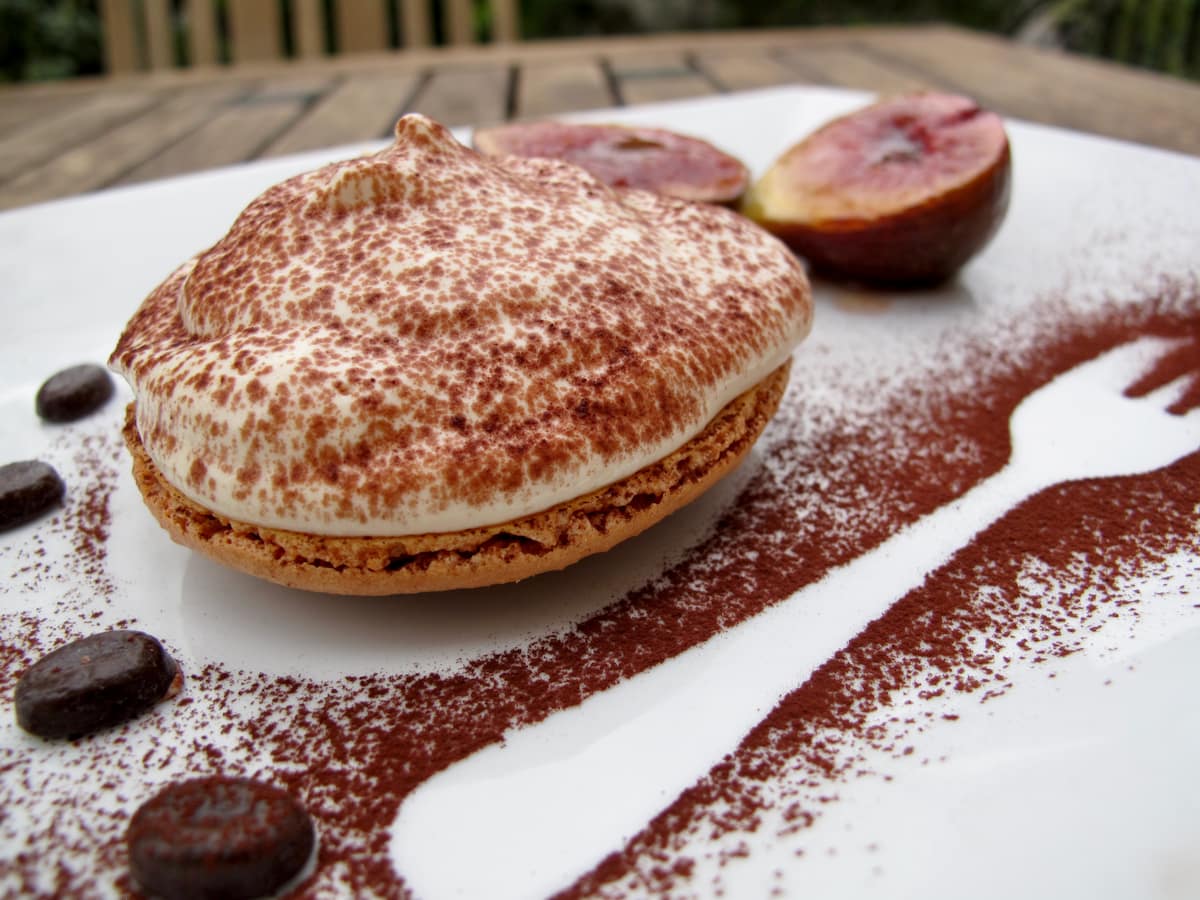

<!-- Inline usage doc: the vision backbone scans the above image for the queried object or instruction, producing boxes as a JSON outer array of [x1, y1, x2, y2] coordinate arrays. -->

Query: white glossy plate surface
[[2, 86, 1199, 898]]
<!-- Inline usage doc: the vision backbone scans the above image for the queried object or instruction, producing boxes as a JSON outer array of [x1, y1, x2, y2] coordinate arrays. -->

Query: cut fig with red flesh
[[742, 93, 1012, 286], [473, 121, 749, 206]]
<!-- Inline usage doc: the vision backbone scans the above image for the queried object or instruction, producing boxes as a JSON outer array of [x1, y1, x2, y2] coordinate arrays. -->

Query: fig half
[[742, 93, 1012, 286], [473, 121, 749, 206]]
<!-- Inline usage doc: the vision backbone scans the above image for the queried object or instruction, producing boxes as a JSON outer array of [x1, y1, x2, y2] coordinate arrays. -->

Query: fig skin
[[742, 93, 1012, 286], [473, 120, 749, 206]]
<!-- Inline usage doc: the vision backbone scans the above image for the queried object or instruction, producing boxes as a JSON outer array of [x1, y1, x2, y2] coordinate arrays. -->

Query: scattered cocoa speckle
[[4, 274, 1200, 898], [109, 115, 809, 535], [556, 283, 1200, 897]]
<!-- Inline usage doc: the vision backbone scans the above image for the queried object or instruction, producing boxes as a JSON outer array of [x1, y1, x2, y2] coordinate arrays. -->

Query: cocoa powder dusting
[[109, 115, 809, 536], [2, 283, 1200, 897], [1, 428, 124, 697]]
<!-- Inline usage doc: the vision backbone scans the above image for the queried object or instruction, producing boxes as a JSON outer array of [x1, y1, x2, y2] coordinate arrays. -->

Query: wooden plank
[[0, 89, 166, 183], [249, 73, 334, 102], [490, 0, 519, 43], [407, 65, 510, 127], [293, 0, 327, 59], [514, 61, 613, 119], [228, 0, 284, 63], [606, 51, 716, 105], [856, 28, 1056, 116], [118, 79, 325, 185], [399, 0, 433, 48], [99, 0, 141, 74], [445, 0, 474, 45], [144, 0, 174, 70], [691, 49, 807, 91], [185, 0, 220, 66], [12, 28, 869, 92], [262, 72, 422, 156], [5, 26, 1198, 213], [0, 90, 96, 137], [864, 27, 1200, 154], [336, 0, 390, 54], [772, 43, 943, 95], [0, 83, 248, 210]]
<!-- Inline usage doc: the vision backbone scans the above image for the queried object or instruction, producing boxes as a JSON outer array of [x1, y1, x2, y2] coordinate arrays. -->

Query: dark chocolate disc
[[35, 362, 115, 423], [14, 630, 179, 739], [0, 460, 65, 532], [127, 776, 315, 900]]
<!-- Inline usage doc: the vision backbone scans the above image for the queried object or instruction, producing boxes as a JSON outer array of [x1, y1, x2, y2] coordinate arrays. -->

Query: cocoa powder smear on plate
[[2, 277, 1199, 897]]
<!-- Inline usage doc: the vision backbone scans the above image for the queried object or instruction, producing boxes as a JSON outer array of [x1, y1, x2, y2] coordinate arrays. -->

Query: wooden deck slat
[[0, 89, 166, 184], [26, 28, 928, 93], [4, 26, 1200, 210], [293, 0, 327, 60], [491, 0, 519, 43], [858, 28, 1085, 121], [336, 0, 390, 54], [607, 51, 717, 105], [262, 72, 423, 156], [515, 61, 613, 119], [407, 66, 511, 127], [445, 0, 475, 46], [867, 28, 1200, 154], [144, 0, 174, 70], [0, 84, 247, 209], [399, 0, 433, 48], [772, 42, 943, 95], [228, 0, 284, 64], [250, 74, 336, 102], [99, 0, 140, 74], [185, 0, 220, 66], [0, 90, 95, 137], [690, 49, 808, 91], [116, 79, 324, 186]]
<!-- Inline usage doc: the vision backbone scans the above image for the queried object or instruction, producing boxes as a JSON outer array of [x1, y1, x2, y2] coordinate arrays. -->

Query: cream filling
[[134, 340, 802, 538]]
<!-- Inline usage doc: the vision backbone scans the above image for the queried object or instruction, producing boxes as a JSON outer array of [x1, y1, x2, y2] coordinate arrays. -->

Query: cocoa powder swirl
[[110, 115, 811, 536]]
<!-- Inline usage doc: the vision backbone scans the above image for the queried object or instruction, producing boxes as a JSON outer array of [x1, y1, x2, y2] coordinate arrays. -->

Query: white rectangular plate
[[2, 86, 1199, 899]]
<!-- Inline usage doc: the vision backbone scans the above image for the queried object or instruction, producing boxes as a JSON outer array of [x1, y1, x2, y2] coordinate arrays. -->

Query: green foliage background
[[1, 0, 101, 81], [1, 0, 1197, 83]]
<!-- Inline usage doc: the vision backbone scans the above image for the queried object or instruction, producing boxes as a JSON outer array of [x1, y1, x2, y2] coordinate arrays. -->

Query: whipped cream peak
[[312, 116, 463, 215], [316, 160, 395, 214], [112, 114, 812, 537]]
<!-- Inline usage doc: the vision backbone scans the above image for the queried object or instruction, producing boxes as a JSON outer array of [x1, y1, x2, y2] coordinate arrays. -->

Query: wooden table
[[2, 24, 1198, 212]]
